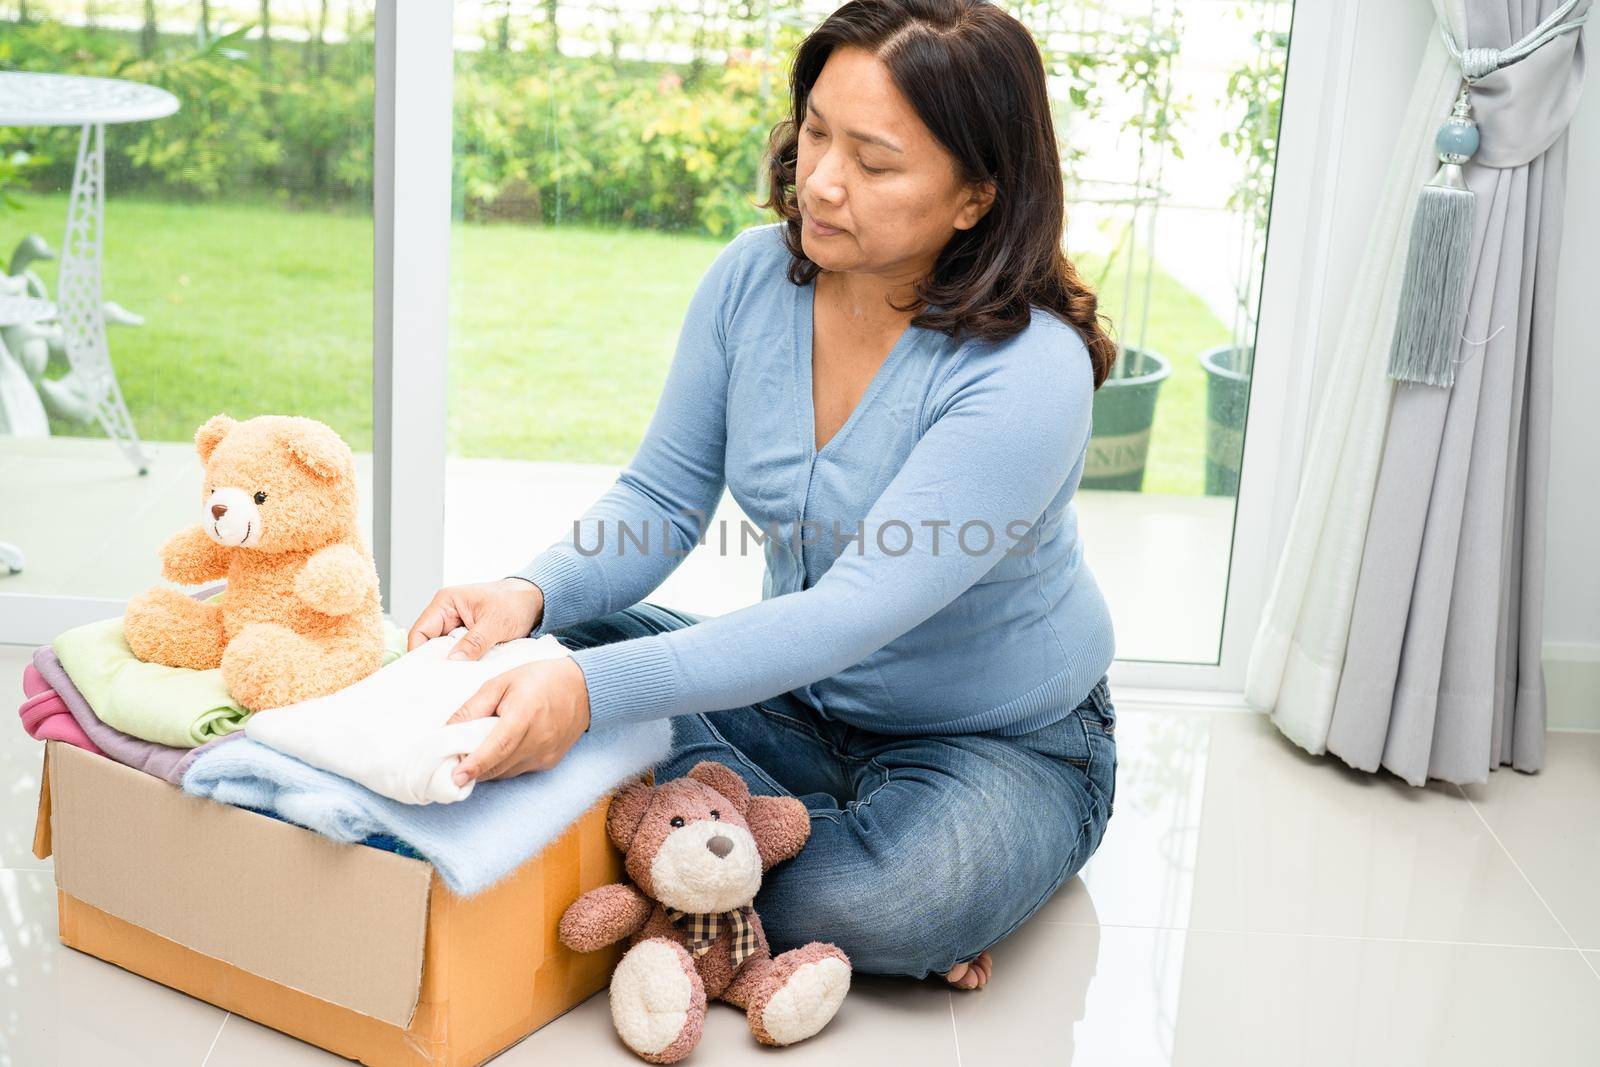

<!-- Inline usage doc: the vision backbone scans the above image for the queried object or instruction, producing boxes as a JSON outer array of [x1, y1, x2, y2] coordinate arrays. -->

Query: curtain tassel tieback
[[1387, 87, 1479, 388], [1386, 0, 1591, 388]]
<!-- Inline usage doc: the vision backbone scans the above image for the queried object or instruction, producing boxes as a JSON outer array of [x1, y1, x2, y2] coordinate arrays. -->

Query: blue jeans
[[549, 601, 1118, 979]]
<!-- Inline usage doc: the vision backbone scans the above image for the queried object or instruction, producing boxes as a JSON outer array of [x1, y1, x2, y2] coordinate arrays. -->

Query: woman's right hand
[[406, 578, 546, 660]]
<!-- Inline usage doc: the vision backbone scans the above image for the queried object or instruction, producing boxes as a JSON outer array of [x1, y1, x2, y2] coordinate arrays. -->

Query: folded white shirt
[[244, 628, 574, 804]]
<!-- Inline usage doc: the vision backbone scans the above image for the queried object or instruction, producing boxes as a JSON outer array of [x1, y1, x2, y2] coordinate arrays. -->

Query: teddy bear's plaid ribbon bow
[[666, 904, 759, 969]]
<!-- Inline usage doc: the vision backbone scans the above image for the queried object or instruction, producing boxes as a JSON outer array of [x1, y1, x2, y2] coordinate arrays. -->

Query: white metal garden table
[[0, 71, 180, 476]]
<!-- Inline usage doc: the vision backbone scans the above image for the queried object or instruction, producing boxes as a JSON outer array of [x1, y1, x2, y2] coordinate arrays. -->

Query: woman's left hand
[[447, 656, 591, 785]]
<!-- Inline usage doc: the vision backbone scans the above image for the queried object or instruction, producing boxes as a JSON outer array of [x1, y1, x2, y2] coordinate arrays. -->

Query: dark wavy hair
[[758, 0, 1118, 389]]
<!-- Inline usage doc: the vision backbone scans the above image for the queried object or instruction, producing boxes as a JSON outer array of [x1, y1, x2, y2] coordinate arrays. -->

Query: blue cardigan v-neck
[[511, 221, 1115, 737]]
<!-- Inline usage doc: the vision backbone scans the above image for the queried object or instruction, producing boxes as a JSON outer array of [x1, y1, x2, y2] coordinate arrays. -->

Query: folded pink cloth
[[18, 664, 106, 756]]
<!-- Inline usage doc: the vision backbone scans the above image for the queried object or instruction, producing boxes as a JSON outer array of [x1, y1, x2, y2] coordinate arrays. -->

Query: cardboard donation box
[[31, 740, 628, 1067]]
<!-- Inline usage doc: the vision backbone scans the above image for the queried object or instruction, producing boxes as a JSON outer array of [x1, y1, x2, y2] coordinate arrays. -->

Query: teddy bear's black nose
[[211, 504, 228, 520], [706, 835, 733, 858]]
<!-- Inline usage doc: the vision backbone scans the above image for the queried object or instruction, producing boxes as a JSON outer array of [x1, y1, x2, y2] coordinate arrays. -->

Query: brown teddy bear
[[122, 413, 385, 711], [558, 761, 851, 1063]]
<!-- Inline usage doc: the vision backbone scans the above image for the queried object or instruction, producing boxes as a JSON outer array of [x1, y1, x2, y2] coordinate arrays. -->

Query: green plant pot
[[1083, 345, 1171, 492], [1198, 344, 1252, 497]]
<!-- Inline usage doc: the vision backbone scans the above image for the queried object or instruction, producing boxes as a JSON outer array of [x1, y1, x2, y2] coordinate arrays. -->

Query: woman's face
[[795, 44, 994, 281]]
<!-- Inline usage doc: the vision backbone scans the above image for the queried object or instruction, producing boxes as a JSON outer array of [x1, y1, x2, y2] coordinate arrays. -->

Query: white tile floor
[[3, 642, 1597, 1065]]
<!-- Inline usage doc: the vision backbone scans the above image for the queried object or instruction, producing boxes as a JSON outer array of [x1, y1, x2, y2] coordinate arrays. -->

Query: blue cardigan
[[511, 222, 1115, 736]]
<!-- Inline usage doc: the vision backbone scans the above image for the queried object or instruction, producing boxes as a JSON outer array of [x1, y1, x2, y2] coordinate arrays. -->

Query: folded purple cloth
[[29, 582, 241, 785], [31, 645, 245, 785]]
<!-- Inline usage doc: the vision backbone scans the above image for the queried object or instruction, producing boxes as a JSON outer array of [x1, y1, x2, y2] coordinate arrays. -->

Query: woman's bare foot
[[943, 950, 993, 990]]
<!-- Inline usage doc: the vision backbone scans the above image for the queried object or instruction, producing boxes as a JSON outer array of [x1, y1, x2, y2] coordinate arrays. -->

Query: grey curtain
[[1324, 0, 1588, 786]]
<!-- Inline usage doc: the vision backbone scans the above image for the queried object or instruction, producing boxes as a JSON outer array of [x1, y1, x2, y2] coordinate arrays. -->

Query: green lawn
[[6, 193, 1226, 496]]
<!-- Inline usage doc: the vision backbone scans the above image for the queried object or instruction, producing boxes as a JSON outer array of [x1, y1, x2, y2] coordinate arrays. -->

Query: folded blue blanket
[[181, 720, 672, 896]]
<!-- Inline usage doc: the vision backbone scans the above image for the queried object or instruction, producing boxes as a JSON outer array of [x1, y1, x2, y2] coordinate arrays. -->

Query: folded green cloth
[[52, 593, 407, 748]]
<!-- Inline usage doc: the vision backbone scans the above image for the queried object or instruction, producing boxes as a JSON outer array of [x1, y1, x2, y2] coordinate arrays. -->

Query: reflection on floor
[[0, 436, 1234, 662], [2, 642, 1596, 1065]]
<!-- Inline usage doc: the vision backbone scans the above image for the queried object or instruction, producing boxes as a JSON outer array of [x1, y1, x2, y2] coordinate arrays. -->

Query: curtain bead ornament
[[1434, 95, 1482, 160]]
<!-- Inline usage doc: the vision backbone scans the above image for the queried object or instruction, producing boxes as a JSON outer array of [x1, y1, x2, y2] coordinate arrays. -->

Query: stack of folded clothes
[[20, 583, 319, 783], [16, 584, 672, 896]]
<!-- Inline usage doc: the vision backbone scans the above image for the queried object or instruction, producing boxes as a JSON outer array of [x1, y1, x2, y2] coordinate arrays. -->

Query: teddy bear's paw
[[221, 622, 323, 710], [124, 588, 225, 669], [751, 944, 852, 1047], [609, 938, 706, 1064]]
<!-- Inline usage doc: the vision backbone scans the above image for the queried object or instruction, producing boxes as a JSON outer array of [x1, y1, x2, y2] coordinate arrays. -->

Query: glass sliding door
[[0, 1, 379, 641], [1038, 0, 1294, 666], [434, 0, 1300, 680]]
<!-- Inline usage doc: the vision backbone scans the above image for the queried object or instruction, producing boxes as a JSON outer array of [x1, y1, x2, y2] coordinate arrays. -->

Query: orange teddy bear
[[122, 413, 386, 711]]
